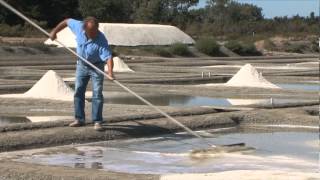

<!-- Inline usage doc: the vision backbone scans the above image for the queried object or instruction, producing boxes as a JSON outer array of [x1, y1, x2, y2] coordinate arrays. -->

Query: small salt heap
[[24, 70, 74, 100], [0, 70, 74, 101], [105, 57, 134, 72], [225, 64, 280, 89]]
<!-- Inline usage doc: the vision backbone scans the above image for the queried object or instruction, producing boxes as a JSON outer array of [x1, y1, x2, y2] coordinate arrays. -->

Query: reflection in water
[[106, 95, 311, 107], [14, 131, 318, 174], [106, 95, 193, 106], [227, 99, 269, 106], [26, 116, 73, 123], [277, 83, 319, 91], [106, 95, 232, 107]]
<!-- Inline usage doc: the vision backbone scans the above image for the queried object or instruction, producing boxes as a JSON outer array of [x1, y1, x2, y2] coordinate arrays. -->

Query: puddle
[[0, 116, 72, 126], [201, 65, 313, 70], [103, 95, 311, 107], [105, 95, 232, 107], [276, 83, 319, 91], [7, 130, 318, 174]]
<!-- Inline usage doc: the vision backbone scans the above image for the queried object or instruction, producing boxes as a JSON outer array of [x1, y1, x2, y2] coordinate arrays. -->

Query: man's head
[[83, 16, 99, 39]]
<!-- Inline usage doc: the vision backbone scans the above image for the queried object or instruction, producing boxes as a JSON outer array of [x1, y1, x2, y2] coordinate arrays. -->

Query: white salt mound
[[105, 57, 134, 72], [0, 70, 74, 101], [225, 64, 280, 89], [45, 23, 195, 47]]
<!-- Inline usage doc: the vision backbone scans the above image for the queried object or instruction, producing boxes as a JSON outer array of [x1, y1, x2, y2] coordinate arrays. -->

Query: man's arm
[[106, 57, 114, 80], [49, 18, 69, 40]]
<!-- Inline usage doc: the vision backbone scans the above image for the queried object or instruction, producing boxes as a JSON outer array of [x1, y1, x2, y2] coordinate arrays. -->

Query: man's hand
[[107, 72, 115, 81], [49, 18, 69, 41], [49, 31, 57, 41], [106, 57, 114, 80]]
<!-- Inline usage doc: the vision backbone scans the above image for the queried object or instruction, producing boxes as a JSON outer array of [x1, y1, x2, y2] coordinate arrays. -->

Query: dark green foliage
[[78, 0, 132, 23], [0, 0, 80, 27], [224, 41, 242, 53], [225, 41, 262, 56], [169, 43, 193, 56], [0, 24, 22, 36], [195, 38, 221, 56], [311, 40, 319, 52], [154, 48, 173, 57], [284, 44, 305, 53], [0, 0, 318, 41]]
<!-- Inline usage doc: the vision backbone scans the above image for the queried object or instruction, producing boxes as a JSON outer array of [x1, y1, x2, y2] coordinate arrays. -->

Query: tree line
[[0, 0, 318, 38]]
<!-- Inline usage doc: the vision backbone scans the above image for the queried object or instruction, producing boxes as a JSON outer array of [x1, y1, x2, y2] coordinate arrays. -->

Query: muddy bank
[[0, 160, 158, 180], [0, 111, 237, 152], [0, 106, 222, 132], [0, 105, 317, 153]]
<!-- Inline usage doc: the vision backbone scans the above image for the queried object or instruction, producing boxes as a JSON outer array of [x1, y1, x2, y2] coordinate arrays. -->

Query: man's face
[[84, 22, 98, 39]]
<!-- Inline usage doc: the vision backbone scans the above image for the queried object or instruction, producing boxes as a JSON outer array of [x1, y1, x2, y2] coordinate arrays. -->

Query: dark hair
[[84, 16, 99, 29]]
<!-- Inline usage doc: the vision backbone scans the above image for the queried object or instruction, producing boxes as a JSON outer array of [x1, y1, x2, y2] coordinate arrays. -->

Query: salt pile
[[105, 57, 134, 72], [225, 64, 280, 89], [0, 70, 74, 101], [45, 23, 195, 47]]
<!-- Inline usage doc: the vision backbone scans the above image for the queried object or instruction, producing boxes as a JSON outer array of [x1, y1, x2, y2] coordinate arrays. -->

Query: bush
[[195, 38, 221, 56], [285, 44, 305, 53], [241, 43, 262, 56], [0, 24, 23, 37], [169, 43, 193, 56], [311, 40, 319, 52], [225, 41, 262, 56], [153, 47, 173, 57], [224, 41, 242, 53], [0, 20, 47, 37]]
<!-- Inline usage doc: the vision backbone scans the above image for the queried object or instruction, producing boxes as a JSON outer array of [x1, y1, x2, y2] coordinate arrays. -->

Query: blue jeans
[[74, 61, 104, 123]]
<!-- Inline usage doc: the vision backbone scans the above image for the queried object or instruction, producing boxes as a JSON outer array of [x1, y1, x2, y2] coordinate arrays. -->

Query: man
[[50, 17, 114, 131]]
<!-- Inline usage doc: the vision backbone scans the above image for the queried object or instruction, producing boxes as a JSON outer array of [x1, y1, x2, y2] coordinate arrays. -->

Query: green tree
[[131, 0, 164, 23], [132, 0, 198, 27], [78, 0, 132, 23], [0, 0, 80, 27]]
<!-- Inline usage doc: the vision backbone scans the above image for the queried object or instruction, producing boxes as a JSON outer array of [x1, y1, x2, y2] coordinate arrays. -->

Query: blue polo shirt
[[67, 19, 112, 64]]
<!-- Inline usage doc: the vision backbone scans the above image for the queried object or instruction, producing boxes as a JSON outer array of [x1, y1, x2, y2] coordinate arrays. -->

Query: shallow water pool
[[104, 95, 310, 107], [276, 83, 319, 91], [8, 129, 318, 174]]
